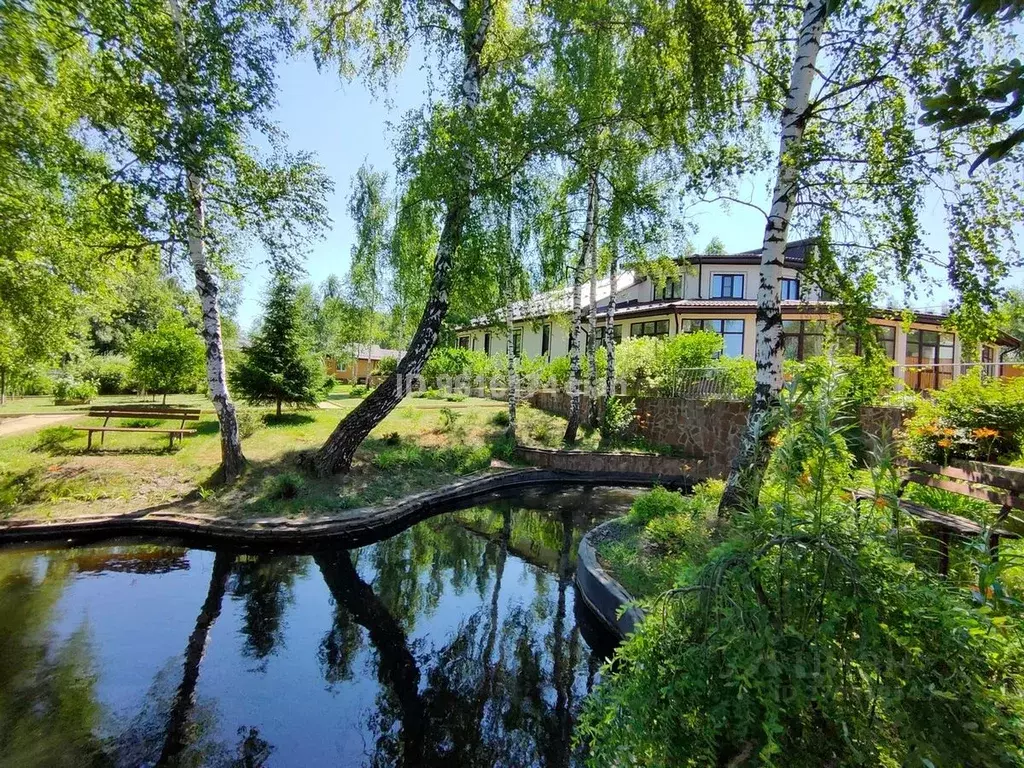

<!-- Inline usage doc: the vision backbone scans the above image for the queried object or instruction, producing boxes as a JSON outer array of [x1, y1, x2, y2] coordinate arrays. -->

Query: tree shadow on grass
[[262, 413, 316, 428], [194, 421, 221, 437]]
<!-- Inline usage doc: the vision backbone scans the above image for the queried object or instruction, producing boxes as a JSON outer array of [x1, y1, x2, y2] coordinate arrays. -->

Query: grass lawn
[[0, 392, 520, 521], [0, 393, 211, 415]]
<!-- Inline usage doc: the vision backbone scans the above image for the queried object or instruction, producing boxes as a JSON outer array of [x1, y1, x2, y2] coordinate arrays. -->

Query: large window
[[837, 323, 896, 359], [458, 336, 470, 349], [712, 273, 745, 299], [595, 324, 623, 345], [655, 277, 682, 300], [685, 318, 745, 357], [512, 329, 523, 358], [484, 332, 491, 356], [781, 278, 800, 301], [905, 329, 954, 391], [630, 319, 669, 338], [541, 324, 551, 357], [783, 320, 825, 360]]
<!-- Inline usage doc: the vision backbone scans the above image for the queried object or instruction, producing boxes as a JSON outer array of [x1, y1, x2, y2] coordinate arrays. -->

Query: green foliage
[[372, 355, 398, 377], [904, 372, 1024, 463], [231, 273, 324, 414], [611, 334, 753, 399], [261, 472, 305, 501], [129, 317, 206, 399], [75, 355, 134, 395], [421, 348, 499, 389], [370, 443, 491, 475], [235, 409, 263, 440], [580, 380, 1024, 767], [489, 410, 511, 427], [600, 396, 636, 446], [438, 407, 461, 432], [349, 385, 370, 398], [626, 486, 687, 525], [787, 353, 898, 411], [52, 378, 97, 403], [34, 426, 78, 453]]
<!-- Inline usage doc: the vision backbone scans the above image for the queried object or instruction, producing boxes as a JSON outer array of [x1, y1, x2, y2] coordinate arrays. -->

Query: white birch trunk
[[505, 299, 517, 439], [563, 169, 598, 445], [168, 0, 245, 480], [604, 243, 618, 400], [586, 212, 599, 428], [719, 0, 826, 515], [312, 0, 493, 475]]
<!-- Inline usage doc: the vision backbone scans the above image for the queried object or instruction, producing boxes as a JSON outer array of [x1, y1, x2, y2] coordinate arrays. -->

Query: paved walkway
[[0, 414, 76, 437]]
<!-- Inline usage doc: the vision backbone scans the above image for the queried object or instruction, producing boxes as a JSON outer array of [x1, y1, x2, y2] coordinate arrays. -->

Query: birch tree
[[346, 163, 391, 377], [718, 0, 1024, 515], [59, 0, 330, 481]]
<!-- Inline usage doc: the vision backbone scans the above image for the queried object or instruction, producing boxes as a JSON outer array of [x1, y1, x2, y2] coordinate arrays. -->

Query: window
[[655, 277, 682, 301], [685, 318, 745, 357], [982, 345, 995, 378], [837, 323, 896, 359], [712, 273, 745, 299], [629, 319, 669, 338], [484, 332, 491, 356], [541, 324, 551, 357], [782, 320, 825, 360], [595, 324, 623, 345], [471, 336, 477, 351], [458, 336, 470, 349], [905, 329, 955, 391], [512, 329, 523, 358], [781, 278, 800, 301]]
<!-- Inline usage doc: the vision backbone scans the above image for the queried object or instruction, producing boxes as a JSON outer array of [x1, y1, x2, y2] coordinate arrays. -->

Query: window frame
[[512, 329, 523, 358], [654, 276, 682, 301], [595, 324, 623, 345], [781, 278, 800, 301], [711, 273, 745, 299], [782, 320, 826, 361], [541, 323, 551, 358], [483, 332, 491, 356], [457, 336, 470, 350], [685, 318, 745, 357], [905, 328, 955, 391], [837, 322, 896, 360], [629, 319, 670, 339]]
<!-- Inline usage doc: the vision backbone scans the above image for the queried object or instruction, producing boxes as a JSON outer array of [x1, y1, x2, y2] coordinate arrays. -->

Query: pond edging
[[575, 517, 645, 641], [0, 467, 671, 549]]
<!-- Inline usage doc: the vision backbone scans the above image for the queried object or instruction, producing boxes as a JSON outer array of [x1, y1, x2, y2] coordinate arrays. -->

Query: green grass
[[0, 394, 514, 521]]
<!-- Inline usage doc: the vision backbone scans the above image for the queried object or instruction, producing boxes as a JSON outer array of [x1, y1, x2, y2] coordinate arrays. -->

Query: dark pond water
[[0, 485, 639, 768]]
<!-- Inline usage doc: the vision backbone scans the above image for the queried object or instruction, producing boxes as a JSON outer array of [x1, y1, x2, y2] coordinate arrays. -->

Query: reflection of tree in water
[[317, 501, 596, 766], [228, 555, 306, 666]]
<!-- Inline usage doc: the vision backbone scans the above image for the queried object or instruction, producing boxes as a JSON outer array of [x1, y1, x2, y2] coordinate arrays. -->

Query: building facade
[[453, 240, 1019, 391]]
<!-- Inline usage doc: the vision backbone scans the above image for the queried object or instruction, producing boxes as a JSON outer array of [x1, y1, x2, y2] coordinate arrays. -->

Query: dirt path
[[0, 414, 76, 437]]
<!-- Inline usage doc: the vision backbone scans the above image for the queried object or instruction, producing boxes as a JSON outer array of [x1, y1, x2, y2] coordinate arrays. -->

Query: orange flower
[[972, 427, 999, 439], [937, 438, 953, 448], [940, 427, 957, 437]]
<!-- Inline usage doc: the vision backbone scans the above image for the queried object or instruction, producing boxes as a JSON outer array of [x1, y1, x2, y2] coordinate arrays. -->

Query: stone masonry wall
[[528, 393, 907, 479]]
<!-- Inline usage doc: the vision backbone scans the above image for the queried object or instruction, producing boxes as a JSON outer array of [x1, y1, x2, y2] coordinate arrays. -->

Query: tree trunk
[[505, 299, 517, 440], [168, 0, 246, 482], [0, 367, 6, 406], [162, 392, 167, 406], [718, 0, 827, 518], [276, 398, 282, 417], [563, 169, 598, 445], [586, 207, 599, 428], [311, 2, 494, 477], [157, 552, 234, 768], [604, 243, 618, 400]]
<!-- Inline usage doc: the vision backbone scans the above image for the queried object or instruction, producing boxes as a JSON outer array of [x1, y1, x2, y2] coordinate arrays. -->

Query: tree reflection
[[229, 555, 305, 666], [316, 500, 597, 766]]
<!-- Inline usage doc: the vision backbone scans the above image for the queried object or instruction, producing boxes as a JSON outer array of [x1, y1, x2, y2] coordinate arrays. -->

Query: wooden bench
[[75, 405, 201, 449], [855, 459, 1022, 574]]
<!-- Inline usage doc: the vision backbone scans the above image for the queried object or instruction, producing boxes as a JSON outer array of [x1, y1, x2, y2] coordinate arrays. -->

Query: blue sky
[[234, 52, 1022, 330]]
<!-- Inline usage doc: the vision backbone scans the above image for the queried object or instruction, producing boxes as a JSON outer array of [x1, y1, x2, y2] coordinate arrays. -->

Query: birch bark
[[563, 169, 598, 445], [312, 2, 493, 476], [168, 0, 246, 481], [718, 0, 827, 516], [604, 243, 618, 400], [586, 213, 599, 428], [505, 298, 517, 439]]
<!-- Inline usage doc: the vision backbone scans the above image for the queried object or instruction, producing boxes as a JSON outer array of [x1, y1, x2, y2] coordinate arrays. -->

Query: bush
[[262, 472, 305, 500], [236, 409, 263, 440], [600, 397, 635, 445], [438, 407, 461, 432], [371, 443, 492, 474], [904, 372, 1024, 463], [490, 410, 511, 427], [642, 514, 705, 556], [349, 384, 369, 398], [372, 355, 398, 377], [34, 426, 78, 452], [76, 355, 134, 395], [422, 347, 498, 389], [53, 378, 97, 403], [626, 486, 687, 525]]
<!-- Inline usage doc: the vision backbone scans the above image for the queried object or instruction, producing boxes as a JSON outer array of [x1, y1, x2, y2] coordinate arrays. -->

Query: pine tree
[[231, 274, 324, 417]]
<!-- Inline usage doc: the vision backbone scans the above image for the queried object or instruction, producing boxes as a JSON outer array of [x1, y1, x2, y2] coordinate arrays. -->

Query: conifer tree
[[231, 274, 324, 417]]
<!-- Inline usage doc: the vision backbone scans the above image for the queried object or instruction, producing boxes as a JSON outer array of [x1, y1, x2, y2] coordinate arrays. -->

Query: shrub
[[262, 472, 305, 500], [53, 378, 97, 403], [349, 384, 369, 398], [120, 418, 160, 428], [422, 347, 498, 389], [76, 355, 134, 395], [444, 392, 467, 402], [490, 433, 516, 461], [526, 414, 559, 446], [627, 486, 687, 525], [372, 355, 398, 377], [236, 409, 263, 440], [439, 407, 461, 432], [642, 514, 701, 555], [371, 443, 491, 474], [34, 426, 78, 452], [600, 397, 635, 445], [490, 410, 511, 427]]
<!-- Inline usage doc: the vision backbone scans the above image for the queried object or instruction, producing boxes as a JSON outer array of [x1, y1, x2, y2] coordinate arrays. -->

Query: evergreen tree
[[231, 274, 324, 417]]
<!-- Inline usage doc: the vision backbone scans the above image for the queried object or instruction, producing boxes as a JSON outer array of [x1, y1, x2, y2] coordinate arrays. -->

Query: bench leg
[[169, 432, 175, 449], [87, 431, 93, 451]]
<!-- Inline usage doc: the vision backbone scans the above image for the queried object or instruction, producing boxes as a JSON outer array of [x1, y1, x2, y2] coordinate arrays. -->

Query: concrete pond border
[[0, 467, 690, 552], [574, 517, 646, 641]]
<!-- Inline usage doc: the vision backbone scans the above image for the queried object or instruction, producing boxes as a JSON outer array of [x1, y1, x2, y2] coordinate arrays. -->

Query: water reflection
[[0, 485, 638, 767]]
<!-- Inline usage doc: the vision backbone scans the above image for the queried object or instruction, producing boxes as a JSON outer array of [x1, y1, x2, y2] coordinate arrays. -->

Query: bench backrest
[[902, 460, 1024, 514], [86, 406, 201, 421]]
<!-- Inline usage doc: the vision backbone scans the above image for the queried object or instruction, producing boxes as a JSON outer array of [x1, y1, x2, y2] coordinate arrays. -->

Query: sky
[[233, 51, 1023, 331]]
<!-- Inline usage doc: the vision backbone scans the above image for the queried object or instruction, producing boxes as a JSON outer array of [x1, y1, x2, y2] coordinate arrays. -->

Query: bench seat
[[75, 426, 197, 449]]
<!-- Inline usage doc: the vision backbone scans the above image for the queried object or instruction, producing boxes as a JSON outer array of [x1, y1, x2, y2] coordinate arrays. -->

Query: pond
[[0, 485, 640, 768]]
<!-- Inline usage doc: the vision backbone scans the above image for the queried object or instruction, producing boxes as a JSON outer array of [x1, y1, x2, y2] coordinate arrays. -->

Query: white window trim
[[710, 272, 746, 299]]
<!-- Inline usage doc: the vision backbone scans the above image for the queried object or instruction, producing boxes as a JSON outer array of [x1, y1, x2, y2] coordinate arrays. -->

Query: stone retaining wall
[[575, 518, 644, 640], [528, 393, 908, 478]]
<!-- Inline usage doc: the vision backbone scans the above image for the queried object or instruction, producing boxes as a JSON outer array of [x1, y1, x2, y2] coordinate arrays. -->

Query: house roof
[[687, 238, 817, 266], [339, 345, 406, 361]]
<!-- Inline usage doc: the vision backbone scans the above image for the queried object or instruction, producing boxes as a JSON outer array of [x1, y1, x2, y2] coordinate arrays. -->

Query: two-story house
[[453, 239, 1019, 391]]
